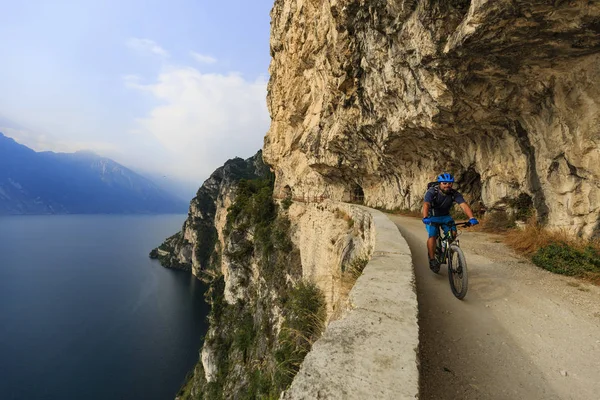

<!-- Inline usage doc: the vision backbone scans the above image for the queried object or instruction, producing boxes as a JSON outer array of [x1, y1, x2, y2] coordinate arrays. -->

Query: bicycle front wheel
[[448, 245, 468, 300]]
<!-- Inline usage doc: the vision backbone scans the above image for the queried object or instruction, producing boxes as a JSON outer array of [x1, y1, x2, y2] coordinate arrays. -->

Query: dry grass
[[502, 218, 599, 255], [375, 205, 422, 217], [471, 210, 515, 233], [331, 257, 369, 321], [339, 258, 367, 297], [502, 219, 570, 255], [393, 208, 423, 217], [334, 208, 355, 228], [397, 209, 423, 217], [274, 281, 326, 390], [493, 218, 600, 284], [587, 273, 600, 286]]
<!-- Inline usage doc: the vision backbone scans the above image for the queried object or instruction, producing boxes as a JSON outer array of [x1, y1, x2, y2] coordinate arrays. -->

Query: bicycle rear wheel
[[448, 245, 468, 299]]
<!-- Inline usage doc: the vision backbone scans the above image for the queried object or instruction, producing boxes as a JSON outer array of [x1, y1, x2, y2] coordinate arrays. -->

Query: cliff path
[[389, 215, 600, 400]]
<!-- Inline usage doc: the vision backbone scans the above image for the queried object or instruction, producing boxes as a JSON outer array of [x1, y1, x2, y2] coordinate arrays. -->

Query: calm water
[[0, 214, 209, 400]]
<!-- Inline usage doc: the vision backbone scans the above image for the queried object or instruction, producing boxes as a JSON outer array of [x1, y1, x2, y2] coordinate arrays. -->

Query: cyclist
[[422, 173, 479, 273]]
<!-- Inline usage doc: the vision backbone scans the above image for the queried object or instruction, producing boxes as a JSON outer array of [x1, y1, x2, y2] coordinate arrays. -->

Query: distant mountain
[[0, 132, 188, 214], [140, 171, 200, 203]]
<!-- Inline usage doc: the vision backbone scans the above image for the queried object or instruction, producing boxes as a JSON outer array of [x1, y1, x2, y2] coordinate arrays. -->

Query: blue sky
[[0, 0, 274, 192]]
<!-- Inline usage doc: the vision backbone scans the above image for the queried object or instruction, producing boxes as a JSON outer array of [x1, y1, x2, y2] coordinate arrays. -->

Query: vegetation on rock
[[177, 176, 325, 399]]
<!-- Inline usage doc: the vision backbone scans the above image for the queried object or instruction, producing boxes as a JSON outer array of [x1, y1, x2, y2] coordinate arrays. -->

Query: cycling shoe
[[429, 259, 440, 274]]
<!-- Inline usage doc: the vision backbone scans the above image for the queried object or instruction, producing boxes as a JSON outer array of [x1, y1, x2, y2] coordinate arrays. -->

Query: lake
[[0, 214, 209, 400]]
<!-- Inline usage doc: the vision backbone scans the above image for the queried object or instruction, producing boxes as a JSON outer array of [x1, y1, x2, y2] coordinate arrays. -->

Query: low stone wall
[[283, 206, 419, 399]]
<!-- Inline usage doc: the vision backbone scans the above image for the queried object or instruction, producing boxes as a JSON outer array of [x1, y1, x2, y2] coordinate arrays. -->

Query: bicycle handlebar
[[428, 221, 472, 228]]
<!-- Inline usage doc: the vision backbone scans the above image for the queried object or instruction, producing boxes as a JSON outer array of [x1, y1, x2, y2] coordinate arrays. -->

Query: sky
[[0, 0, 274, 196]]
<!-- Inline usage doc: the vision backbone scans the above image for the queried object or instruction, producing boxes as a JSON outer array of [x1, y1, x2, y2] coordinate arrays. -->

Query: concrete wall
[[283, 206, 419, 399]]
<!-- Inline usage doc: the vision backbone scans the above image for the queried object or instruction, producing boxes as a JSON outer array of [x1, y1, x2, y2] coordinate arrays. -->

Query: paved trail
[[388, 215, 600, 400]]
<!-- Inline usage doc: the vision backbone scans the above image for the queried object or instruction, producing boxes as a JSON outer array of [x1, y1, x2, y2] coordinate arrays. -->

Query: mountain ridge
[[0, 132, 188, 214]]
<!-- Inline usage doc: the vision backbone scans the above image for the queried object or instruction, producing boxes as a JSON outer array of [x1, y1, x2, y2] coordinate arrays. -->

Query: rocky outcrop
[[151, 151, 272, 277], [265, 0, 600, 237], [159, 152, 374, 399]]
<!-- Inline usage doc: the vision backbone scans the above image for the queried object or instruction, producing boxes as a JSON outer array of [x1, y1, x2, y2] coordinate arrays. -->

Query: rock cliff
[[265, 0, 600, 237], [154, 152, 373, 399], [151, 151, 272, 275]]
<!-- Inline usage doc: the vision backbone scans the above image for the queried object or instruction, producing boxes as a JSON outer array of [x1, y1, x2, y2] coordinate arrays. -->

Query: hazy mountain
[[139, 170, 200, 203], [0, 132, 188, 214]]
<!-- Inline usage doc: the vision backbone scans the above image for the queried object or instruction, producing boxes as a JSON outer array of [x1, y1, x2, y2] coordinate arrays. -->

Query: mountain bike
[[430, 221, 472, 300]]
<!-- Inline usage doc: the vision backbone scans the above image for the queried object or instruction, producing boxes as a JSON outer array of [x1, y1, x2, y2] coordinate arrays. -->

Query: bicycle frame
[[431, 221, 471, 265], [429, 221, 472, 299]]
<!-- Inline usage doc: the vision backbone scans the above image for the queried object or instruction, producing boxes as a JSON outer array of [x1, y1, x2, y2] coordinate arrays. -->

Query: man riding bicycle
[[422, 173, 478, 273]]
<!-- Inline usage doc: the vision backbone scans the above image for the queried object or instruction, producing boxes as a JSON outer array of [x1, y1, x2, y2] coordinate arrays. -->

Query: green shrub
[[195, 222, 218, 267], [271, 218, 293, 253], [183, 175, 318, 399], [207, 276, 226, 324], [532, 243, 600, 277], [226, 179, 276, 230], [508, 193, 534, 221], [342, 257, 369, 278], [234, 311, 256, 362], [245, 369, 277, 400], [225, 238, 254, 263], [274, 281, 325, 391], [481, 210, 516, 232], [281, 197, 293, 210]]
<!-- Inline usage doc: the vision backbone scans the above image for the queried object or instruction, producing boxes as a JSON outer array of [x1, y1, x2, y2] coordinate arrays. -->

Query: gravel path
[[388, 215, 600, 400]]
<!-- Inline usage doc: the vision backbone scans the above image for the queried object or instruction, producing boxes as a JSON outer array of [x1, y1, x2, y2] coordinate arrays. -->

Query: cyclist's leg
[[425, 223, 437, 260], [427, 217, 448, 272]]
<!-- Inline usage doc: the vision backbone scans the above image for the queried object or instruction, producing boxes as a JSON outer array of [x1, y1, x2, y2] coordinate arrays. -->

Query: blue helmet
[[437, 173, 454, 183]]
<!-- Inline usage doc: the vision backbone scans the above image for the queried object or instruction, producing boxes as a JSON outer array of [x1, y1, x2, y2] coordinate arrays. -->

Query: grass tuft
[[503, 218, 574, 255], [376, 206, 422, 217], [334, 208, 355, 228], [475, 210, 516, 233], [532, 242, 600, 277], [331, 257, 369, 321], [499, 218, 600, 282], [274, 281, 326, 390]]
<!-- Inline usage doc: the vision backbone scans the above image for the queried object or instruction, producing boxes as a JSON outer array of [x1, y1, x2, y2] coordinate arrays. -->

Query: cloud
[[127, 66, 269, 181], [123, 74, 143, 89], [126, 38, 169, 57], [190, 51, 217, 64], [0, 126, 118, 154], [0, 126, 52, 151]]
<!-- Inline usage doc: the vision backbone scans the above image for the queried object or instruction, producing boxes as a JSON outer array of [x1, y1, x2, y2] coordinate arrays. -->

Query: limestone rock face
[[200, 343, 217, 383], [265, 0, 600, 237], [151, 151, 271, 277], [287, 201, 374, 319]]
